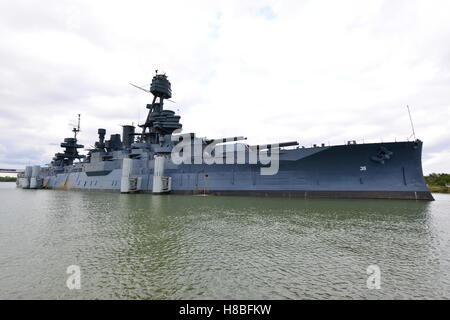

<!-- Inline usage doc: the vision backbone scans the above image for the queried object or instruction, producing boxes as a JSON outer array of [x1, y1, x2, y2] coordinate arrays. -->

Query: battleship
[[15, 72, 433, 200]]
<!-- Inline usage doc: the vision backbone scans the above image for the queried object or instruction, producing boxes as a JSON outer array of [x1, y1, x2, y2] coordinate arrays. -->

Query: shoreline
[[428, 186, 450, 194]]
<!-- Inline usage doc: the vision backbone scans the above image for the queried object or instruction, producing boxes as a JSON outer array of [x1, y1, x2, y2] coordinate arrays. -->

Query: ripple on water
[[0, 188, 449, 299]]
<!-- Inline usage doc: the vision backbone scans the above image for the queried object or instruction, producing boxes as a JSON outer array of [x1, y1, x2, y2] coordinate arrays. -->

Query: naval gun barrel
[[277, 141, 299, 148], [251, 141, 299, 150], [208, 136, 247, 143]]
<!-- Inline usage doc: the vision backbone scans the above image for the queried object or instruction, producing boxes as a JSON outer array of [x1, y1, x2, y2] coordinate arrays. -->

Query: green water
[[0, 182, 449, 299]]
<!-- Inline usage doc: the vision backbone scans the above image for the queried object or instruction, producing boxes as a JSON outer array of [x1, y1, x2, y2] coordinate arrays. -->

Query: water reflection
[[0, 185, 448, 299]]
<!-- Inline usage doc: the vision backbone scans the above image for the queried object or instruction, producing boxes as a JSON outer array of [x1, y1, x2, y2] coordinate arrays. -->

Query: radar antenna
[[406, 105, 416, 140], [129, 83, 150, 93], [72, 114, 81, 139], [129, 83, 176, 103]]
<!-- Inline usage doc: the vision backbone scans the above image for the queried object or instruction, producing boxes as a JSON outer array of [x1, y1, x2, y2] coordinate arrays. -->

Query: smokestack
[[98, 128, 106, 144], [109, 134, 122, 151], [122, 125, 135, 149]]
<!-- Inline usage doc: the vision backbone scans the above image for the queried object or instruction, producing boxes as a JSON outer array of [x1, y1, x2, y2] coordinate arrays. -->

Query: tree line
[[0, 176, 17, 182], [424, 173, 450, 187]]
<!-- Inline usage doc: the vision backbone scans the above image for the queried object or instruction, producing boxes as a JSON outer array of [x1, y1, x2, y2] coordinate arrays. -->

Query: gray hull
[[41, 140, 433, 201]]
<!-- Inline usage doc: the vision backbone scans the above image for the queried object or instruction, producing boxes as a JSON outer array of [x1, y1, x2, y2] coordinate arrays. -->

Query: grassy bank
[[0, 176, 17, 182], [428, 185, 450, 193], [425, 173, 450, 193]]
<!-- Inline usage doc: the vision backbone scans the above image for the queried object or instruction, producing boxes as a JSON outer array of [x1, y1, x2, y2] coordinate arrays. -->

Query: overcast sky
[[0, 0, 449, 174]]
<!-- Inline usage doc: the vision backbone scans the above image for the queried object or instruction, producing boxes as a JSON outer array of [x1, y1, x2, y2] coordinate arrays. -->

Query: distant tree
[[0, 176, 16, 182], [424, 173, 450, 186]]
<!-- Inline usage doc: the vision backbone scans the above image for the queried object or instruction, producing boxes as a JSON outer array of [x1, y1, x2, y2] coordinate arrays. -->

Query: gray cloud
[[0, 0, 449, 174]]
